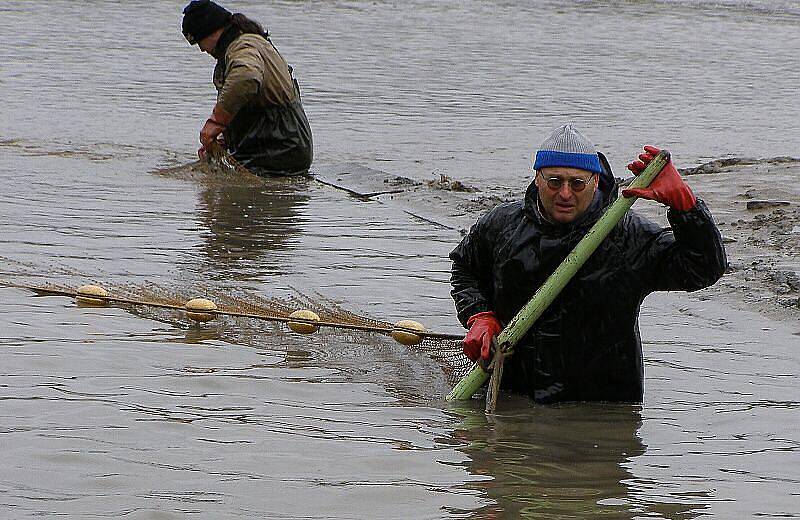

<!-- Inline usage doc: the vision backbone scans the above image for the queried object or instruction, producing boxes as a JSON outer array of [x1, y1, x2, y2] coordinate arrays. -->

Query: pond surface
[[1, 1, 798, 518]]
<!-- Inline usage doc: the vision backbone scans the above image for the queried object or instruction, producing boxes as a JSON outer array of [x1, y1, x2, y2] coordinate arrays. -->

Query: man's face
[[197, 30, 222, 57], [534, 167, 598, 224]]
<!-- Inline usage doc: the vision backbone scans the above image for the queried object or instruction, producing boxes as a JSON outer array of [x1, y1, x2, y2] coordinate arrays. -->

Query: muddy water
[[2, 0, 799, 518]]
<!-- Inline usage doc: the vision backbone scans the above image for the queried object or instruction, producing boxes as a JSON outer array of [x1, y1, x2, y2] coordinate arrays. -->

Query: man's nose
[[557, 183, 573, 198]]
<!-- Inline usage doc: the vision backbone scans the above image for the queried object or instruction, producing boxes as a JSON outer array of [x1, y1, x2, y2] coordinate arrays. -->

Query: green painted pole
[[446, 151, 670, 401]]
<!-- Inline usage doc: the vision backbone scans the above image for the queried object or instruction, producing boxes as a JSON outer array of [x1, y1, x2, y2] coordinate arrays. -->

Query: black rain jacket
[[449, 156, 727, 403]]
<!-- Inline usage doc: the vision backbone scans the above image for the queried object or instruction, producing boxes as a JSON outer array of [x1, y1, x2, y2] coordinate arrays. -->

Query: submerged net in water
[[0, 259, 471, 387], [151, 141, 271, 186], [2, 144, 473, 387]]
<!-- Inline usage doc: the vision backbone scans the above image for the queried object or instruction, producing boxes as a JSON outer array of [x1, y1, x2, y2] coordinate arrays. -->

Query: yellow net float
[[76, 284, 109, 306], [185, 298, 218, 323], [391, 319, 426, 346], [288, 309, 320, 334]]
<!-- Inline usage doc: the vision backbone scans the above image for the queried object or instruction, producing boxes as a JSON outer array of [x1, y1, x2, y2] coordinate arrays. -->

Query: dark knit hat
[[533, 123, 603, 174], [182, 0, 232, 44]]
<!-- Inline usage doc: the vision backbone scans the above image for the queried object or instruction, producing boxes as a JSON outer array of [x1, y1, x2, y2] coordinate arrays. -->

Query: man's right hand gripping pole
[[462, 311, 502, 364]]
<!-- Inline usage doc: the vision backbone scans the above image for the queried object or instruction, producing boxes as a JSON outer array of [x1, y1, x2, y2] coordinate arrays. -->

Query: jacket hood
[[214, 24, 242, 61], [523, 151, 617, 230], [214, 25, 269, 63]]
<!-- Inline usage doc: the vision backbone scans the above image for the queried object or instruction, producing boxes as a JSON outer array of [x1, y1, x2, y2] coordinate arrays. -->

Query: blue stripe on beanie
[[533, 150, 603, 174]]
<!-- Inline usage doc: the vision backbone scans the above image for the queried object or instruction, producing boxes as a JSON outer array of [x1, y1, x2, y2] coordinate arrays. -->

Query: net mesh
[[2, 145, 472, 387], [151, 142, 267, 186], [118, 281, 471, 386], [1, 265, 469, 387]]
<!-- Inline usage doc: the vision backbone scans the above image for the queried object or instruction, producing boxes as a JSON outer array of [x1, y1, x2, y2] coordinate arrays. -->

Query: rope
[[1, 281, 464, 341]]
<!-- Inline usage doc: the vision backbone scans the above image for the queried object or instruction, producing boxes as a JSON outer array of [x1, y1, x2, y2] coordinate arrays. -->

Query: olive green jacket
[[213, 30, 313, 176], [213, 33, 297, 115]]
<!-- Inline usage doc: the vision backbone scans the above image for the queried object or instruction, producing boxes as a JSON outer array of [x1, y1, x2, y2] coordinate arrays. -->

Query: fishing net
[[0, 261, 471, 388], [151, 141, 269, 186], [2, 143, 473, 387]]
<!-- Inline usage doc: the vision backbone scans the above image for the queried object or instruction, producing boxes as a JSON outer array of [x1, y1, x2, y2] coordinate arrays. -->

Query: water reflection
[[447, 399, 710, 519], [195, 176, 310, 280]]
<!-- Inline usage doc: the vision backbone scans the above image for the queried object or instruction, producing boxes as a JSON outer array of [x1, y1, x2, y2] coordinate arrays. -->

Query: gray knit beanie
[[532, 123, 603, 174]]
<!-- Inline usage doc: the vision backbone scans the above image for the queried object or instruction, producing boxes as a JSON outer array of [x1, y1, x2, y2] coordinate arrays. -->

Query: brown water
[[1, 1, 799, 518]]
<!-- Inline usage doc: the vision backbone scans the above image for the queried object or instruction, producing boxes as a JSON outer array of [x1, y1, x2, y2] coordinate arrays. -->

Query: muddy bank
[[359, 157, 800, 326], [676, 157, 800, 324]]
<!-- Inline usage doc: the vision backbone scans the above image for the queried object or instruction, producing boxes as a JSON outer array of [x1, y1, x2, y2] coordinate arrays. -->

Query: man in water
[[450, 124, 727, 403], [182, 0, 313, 176]]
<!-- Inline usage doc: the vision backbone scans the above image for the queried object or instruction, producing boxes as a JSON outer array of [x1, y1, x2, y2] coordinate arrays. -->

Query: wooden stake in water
[[446, 151, 671, 409]]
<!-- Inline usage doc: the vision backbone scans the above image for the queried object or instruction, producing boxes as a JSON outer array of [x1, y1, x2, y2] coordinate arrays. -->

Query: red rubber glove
[[197, 134, 227, 160], [623, 145, 697, 212], [463, 311, 502, 362], [199, 104, 233, 149]]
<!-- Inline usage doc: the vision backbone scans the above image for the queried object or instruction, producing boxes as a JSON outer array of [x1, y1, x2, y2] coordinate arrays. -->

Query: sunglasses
[[538, 172, 597, 192]]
